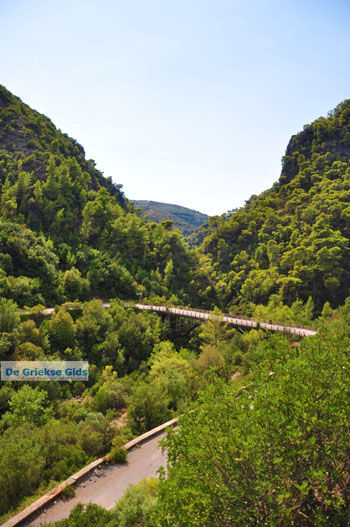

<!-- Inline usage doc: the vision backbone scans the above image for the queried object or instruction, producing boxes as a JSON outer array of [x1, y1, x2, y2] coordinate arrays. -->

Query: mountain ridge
[[0, 84, 125, 202], [132, 200, 209, 237]]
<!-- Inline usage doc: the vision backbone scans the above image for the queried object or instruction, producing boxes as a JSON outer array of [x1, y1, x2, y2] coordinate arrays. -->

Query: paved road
[[29, 433, 167, 525]]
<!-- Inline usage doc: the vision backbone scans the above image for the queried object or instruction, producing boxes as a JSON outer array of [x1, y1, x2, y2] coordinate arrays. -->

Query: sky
[[1, 0, 350, 215]]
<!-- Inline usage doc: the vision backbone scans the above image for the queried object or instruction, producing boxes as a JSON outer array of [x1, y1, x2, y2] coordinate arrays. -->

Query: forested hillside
[[0, 86, 125, 203], [133, 200, 209, 237], [4, 84, 350, 317], [199, 99, 350, 314], [0, 85, 196, 307]]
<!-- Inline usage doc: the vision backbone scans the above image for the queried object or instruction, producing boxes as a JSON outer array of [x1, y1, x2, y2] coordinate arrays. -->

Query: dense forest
[[0, 86, 349, 526]]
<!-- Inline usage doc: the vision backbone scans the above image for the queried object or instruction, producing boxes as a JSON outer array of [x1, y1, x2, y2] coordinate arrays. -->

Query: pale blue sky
[[1, 0, 350, 215]]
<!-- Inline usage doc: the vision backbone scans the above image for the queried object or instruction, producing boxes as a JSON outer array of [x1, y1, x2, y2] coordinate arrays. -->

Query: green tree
[[0, 424, 45, 514], [48, 503, 111, 527], [148, 341, 192, 410], [62, 267, 90, 301], [110, 478, 158, 527], [1, 385, 54, 428], [198, 307, 234, 348], [48, 310, 76, 352], [0, 298, 19, 333], [128, 380, 171, 435]]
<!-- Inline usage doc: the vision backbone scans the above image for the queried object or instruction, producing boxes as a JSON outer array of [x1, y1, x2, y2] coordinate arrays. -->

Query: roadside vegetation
[[0, 299, 253, 519]]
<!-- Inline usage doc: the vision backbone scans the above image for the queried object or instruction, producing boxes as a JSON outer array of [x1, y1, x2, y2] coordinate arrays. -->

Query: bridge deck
[[133, 303, 317, 337], [37, 302, 316, 337]]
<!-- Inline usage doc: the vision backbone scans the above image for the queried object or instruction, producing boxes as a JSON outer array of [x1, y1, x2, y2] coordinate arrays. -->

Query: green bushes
[[0, 424, 45, 515], [93, 385, 127, 413], [2, 385, 53, 429], [48, 310, 76, 353], [0, 408, 113, 514], [61, 485, 76, 499], [51, 478, 158, 527], [108, 446, 127, 464], [111, 478, 158, 526], [108, 437, 128, 464], [128, 381, 172, 435]]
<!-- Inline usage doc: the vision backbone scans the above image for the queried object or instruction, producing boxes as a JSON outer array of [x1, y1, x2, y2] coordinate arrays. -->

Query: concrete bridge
[[39, 302, 316, 338], [131, 303, 317, 338]]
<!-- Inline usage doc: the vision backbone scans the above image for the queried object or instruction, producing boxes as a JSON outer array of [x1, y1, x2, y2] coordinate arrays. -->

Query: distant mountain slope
[[133, 200, 209, 236]]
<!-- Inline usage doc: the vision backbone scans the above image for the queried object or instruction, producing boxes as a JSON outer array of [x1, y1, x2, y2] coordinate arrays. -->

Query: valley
[[0, 85, 349, 526]]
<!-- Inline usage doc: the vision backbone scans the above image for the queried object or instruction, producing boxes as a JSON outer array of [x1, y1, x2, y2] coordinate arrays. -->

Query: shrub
[[108, 436, 128, 464], [61, 484, 76, 499], [109, 445, 127, 464]]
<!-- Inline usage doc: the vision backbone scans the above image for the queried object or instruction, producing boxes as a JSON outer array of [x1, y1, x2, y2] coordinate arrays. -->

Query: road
[[29, 432, 167, 525]]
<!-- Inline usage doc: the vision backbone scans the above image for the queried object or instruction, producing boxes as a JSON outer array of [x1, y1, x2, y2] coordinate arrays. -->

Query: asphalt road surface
[[30, 432, 167, 525]]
